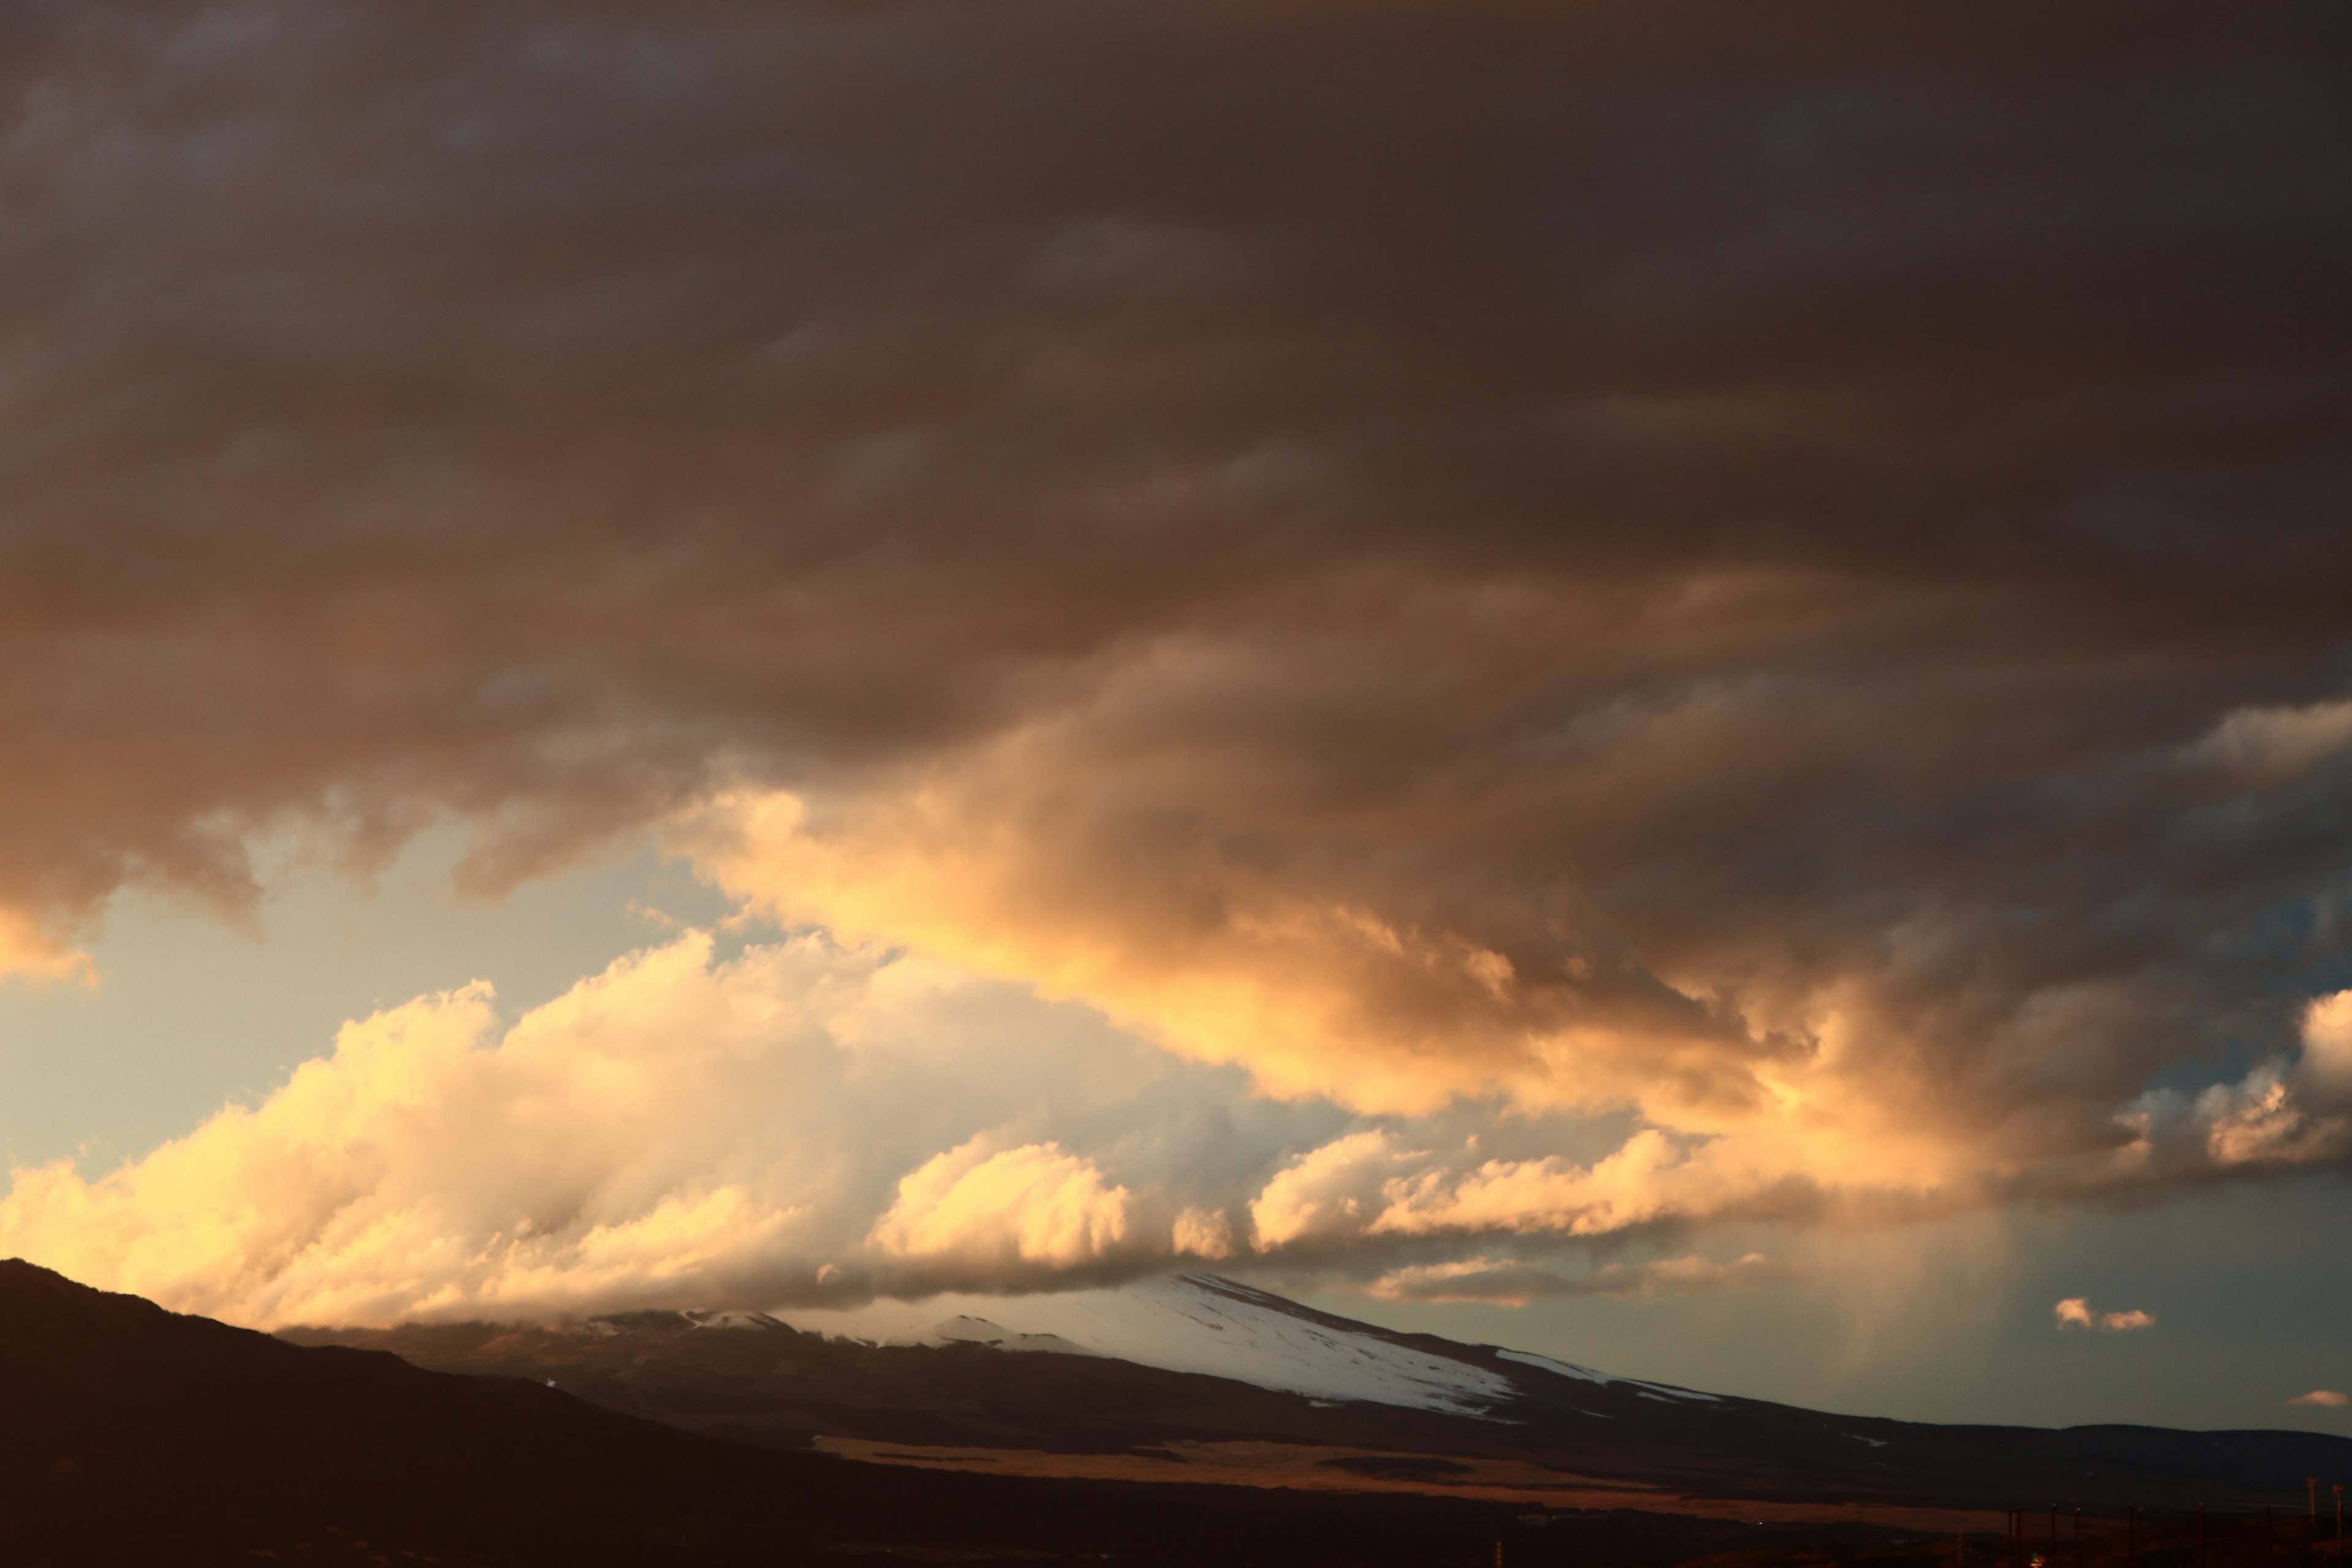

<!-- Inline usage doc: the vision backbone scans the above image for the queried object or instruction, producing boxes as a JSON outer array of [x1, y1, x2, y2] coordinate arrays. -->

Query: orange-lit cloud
[[2054, 1298, 2155, 1333], [0, 935, 1280, 1323], [2289, 1390, 2349, 1408], [0, 909, 91, 986], [0, 946, 2344, 1325], [0, 0, 2346, 1317], [872, 1139, 1134, 1270]]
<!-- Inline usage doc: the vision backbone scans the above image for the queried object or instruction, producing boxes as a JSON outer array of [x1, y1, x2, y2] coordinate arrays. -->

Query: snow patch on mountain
[[778, 1274, 1518, 1416]]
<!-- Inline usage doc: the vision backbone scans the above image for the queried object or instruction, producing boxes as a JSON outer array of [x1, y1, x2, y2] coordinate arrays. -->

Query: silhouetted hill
[[1, 1259, 1930, 1568]]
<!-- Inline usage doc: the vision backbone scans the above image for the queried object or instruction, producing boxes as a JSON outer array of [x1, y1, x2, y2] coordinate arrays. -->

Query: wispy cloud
[[1366, 1253, 1795, 1308], [2288, 1390, 2348, 1408]]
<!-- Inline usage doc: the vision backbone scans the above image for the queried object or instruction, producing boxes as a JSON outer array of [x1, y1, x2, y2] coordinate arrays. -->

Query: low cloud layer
[[0, 933, 1332, 1324], [0, 930, 1790, 1326], [1, 2, 2349, 1311], [1, 921, 2337, 1327]]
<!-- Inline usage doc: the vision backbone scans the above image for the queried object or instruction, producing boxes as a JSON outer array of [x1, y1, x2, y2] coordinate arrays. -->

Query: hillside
[[0, 1258, 1918, 1567]]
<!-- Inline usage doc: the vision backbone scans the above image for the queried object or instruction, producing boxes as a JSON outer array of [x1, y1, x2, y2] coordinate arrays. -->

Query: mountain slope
[[785, 1273, 1736, 1415], [794, 1273, 1525, 1414], [6, 1257, 1844, 1568], [294, 1273, 2352, 1515]]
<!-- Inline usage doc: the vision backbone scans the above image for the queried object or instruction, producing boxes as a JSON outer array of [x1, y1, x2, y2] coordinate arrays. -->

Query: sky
[[1, 0, 2349, 1431]]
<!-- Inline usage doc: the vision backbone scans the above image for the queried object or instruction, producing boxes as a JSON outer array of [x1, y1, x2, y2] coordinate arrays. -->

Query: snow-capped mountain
[[778, 1273, 1728, 1419], [292, 1273, 2352, 1517], [1, 1257, 1697, 1567], [777, 1273, 1526, 1416]]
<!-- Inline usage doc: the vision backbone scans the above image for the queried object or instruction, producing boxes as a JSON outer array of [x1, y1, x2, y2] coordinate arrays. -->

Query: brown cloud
[[1, 0, 2348, 1277]]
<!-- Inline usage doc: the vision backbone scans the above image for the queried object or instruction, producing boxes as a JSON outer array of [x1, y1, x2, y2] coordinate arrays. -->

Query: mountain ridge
[[290, 1271, 2352, 1515], [4, 1255, 1840, 1567]]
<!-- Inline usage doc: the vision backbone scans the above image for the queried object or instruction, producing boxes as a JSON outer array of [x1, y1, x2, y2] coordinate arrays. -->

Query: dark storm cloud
[[2, 0, 2350, 1190]]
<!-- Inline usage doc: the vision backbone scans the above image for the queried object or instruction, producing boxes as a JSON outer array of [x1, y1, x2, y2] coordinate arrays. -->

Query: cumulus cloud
[[2107, 997, 2352, 1178], [871, 1140, 1133, 1270], [2288, 1390, 2349, 1408], [0, 933, 1344, 1324], [2054, 1298, 2155, 1333], [0, 0, 2346, 1309]]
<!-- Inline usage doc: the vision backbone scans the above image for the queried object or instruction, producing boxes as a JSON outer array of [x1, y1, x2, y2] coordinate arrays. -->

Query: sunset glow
[[1, 0, 2346, 1437]]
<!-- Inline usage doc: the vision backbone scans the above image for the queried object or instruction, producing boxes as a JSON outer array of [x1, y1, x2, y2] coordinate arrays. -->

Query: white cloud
[[0, 924, 1817, 1325], [0, 932, 1269, 1324], [1248, 1129, 1415, 1248], [1172, 1206, 1236, 1259], [870, 1139, 1132, 1269]]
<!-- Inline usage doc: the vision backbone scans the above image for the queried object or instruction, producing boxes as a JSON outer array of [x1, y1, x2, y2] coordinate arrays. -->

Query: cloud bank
[[0, 924, 2338, 1327], [0, 933, 1329, 1324], [1, 1, 2349, 1312]]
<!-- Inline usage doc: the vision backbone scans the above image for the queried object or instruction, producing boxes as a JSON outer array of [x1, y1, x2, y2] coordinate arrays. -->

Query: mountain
[[294, 1273, 2352, 1520], [0, 1257, 1901, 1568]]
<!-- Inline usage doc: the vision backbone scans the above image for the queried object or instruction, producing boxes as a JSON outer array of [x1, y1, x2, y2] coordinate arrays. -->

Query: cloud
[[1363, 1259, 1580, 1306], [2288, 1390, 2349, 1408], [0, 909, 92, 986], [0, 1, 2346, 1311], [0, 933, 1347, 1324], [7, 931, 2334, 1330], [0, 926, 1802, 1321], [1248, 1130, 1417, 1250], [2055, 1298, 2155, 1333], [1577, 1253, 1800, 1300], [2190, 701, 2352, 789], [1171, 1207, 1237, 1261], [2302, 993, 2352, 1097], [871, 1139, 1133, 1269], [2199, 1069, 2350, 1167], [1366, 1252, 1794, 1306]]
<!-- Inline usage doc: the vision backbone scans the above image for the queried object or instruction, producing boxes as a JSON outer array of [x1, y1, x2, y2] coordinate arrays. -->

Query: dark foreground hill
[[0, 1259, 1946, 1568]]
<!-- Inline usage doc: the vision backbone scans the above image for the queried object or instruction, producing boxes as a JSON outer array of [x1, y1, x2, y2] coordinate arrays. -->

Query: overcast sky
[[1, 0, 2347, 1429]]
